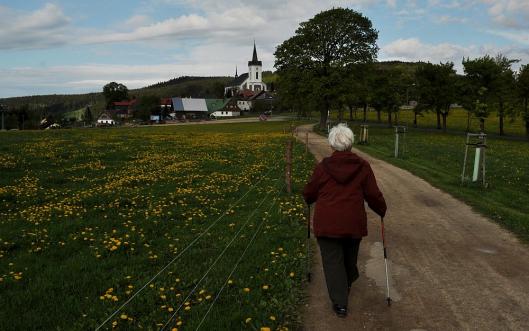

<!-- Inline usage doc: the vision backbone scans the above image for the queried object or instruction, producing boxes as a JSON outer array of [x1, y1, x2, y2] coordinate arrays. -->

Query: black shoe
[[333, 304, 347, 318]]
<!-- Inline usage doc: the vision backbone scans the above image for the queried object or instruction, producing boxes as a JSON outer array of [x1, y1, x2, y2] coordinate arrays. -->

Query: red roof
[[161, 98, 172, 105], [239, 89, 255, 98], [113, 99, 137, 107]]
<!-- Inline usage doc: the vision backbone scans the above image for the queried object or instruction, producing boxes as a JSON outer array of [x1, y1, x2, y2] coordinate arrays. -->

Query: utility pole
[[0, 104, 6, 131]]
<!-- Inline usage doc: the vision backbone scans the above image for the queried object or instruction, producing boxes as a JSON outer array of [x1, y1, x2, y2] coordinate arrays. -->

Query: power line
[[160, 183, 278, 330], [194, 198, 277, 331], [95, 167, 277, 331]]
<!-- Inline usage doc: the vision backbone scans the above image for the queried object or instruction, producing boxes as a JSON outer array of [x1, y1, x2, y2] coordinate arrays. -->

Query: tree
[[135, 95, 160, 122], [517, 64, 529, 138], [370, 67, 405, 127], [415, 62, 457, 131], [493, 54, 518, 136], [462, 55, 517, 135], [82, 106, 93, 125], [103, 82, 129, 108], [275, 8, 378, 129]]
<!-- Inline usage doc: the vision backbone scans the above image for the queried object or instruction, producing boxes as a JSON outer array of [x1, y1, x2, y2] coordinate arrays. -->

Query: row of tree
[[274, 8, 529, 138]]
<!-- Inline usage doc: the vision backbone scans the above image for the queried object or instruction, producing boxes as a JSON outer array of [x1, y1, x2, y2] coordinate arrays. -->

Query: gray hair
[[328, 123, 353, 151]]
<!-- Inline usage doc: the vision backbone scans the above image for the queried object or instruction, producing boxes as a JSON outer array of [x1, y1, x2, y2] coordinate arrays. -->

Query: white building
[[97, 112, 115, 126], [224, 43, 267, 96]]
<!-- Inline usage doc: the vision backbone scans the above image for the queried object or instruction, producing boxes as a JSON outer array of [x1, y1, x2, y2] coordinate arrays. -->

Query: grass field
[[0, 122, 313, 330], [347, 124, 529, 242], [330, 108, 528, 137]]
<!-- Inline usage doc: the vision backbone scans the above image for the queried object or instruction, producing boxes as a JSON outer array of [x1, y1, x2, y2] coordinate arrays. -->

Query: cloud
[[434, 15, 467, 24], [0, 3, 71, 50], [380, 37, 529, 72], [481, 0, 529, 29]]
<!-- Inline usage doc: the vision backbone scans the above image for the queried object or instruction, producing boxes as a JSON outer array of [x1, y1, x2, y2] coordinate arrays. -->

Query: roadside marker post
[[285, 140, 292, 194], [394, 125, 407, 158], [461, 133, 487, 187], [359, 125, 369, 145]]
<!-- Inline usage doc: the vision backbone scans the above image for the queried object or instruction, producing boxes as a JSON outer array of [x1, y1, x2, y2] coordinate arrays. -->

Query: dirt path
[[296, 124, 529, 331]]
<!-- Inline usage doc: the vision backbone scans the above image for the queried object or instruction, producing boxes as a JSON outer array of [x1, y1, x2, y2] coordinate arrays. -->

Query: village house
[[111, 99, 137, 119], [96, 112, 115, 126], [171, 97, 209, 119]]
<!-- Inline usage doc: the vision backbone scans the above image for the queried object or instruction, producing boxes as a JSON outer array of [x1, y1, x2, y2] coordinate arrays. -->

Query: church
[[224, 43, 268, 97]]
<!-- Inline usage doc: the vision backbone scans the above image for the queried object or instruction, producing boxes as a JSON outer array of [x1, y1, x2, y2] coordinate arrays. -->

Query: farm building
[[207, 98, 240, 118], [97, 112, 115, 126], [111, 99, 137, 119], [171, 97, 209, 119]]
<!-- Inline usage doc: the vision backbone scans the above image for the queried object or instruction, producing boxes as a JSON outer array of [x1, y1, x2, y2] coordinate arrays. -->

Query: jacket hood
[[321, 151, 365, 184]]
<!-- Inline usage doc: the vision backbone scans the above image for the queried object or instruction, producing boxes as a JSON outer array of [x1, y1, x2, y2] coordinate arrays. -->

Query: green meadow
[[0, 122, 313, 330]]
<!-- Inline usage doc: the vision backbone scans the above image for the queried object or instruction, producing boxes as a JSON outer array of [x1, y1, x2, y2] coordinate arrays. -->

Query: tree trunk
[[413, 112, 418, 128], [320, 108, 328, 130], [480, 118, 485, 132], [349, 106, 353, 121], [387, 111, 392, 128], [436, 109, 441, 129], [525, 98, 529, 139], [338, 107, 343, 122], [363, 103, 367, 122], [466, 111, 471, 132], [376, 110, 381, 122], [442, 113, 447, 132], [499, 100, 504, 136]]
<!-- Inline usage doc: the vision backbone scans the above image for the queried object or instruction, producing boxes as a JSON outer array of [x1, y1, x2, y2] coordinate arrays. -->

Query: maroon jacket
[[303, 151, 387, 238]]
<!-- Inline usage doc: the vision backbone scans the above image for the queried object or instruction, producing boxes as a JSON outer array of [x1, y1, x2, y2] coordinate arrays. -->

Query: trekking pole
[[306, 203, 311, 282], [380, 216, 391, 306]]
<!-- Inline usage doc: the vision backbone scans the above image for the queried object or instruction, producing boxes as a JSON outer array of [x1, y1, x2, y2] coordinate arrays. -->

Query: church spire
[[248, 41, 262, 66], [252, 41, 258, 62], [235, 66, 238, 77]]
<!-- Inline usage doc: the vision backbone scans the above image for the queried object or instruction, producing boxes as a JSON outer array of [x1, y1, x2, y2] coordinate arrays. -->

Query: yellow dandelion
[[120, 314, 128, 320], [269, 316, 276, 321], [184, 306, 191, 311], [262, 285, 269, 290], [243, 288, 250, 293]]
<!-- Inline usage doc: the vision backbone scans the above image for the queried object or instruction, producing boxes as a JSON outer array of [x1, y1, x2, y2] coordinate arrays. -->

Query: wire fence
[[95, 167, 278, 330], [159, 183, 280, 330], [194, 198, 278, 330]]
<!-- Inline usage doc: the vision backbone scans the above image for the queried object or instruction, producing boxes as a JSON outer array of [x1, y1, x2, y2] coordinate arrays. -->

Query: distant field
[[330, 108, 527, 137], [0, 122, 312, 330], [349, 125, 529, 242]]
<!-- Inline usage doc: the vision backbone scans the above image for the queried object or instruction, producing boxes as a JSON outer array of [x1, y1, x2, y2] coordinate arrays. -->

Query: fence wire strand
[[193, 197, 278, 330], [160, 183, 278, 330], [95, 167, 277, 331]]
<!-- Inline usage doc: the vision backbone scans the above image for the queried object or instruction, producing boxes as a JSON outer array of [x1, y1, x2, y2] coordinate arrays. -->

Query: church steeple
[[252, 41, 258, 62], [235, 66, 238, 77], [248, 41, 262, 66]]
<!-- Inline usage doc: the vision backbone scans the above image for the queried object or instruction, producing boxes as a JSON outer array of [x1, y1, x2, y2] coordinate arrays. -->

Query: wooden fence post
[[286, 140, 292, 194], [305, 132, 309, 154]]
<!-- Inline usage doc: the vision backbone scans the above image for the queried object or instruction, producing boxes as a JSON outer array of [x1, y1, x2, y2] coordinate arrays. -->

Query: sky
[[1, 0, 529, 98]]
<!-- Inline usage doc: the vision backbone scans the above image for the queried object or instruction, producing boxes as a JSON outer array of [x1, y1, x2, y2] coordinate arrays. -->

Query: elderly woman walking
[[303, 123, 387, 318]]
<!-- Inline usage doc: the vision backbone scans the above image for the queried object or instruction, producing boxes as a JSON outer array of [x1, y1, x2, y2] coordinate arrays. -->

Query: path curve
[[296, 124, 529, 331]]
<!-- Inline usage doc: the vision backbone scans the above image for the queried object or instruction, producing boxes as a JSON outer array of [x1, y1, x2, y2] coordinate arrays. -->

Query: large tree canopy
[[274, 8, 378, 128], [103, 82, 129, 108], [415, 62, 457, 131]]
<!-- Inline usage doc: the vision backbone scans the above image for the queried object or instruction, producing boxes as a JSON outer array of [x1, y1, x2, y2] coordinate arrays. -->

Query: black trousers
[[317, 237, 362, 307]]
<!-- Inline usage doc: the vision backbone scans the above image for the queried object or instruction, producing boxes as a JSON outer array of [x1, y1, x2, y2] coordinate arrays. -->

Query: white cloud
[[434, 15, 467, 24], [481, 0, 529, 29], [0, 3, 71, 50], [380, 37, 529, 72]]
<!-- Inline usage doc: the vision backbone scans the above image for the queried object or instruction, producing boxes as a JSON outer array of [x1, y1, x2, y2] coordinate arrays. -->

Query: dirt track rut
[[296, 124, 529, 331]]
